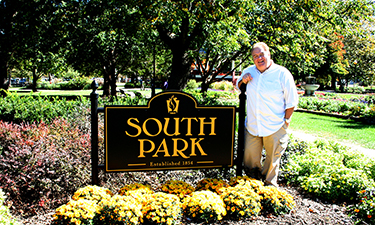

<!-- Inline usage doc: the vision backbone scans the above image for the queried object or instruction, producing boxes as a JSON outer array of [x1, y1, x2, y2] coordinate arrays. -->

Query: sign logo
[[167, 95, 179, 114]]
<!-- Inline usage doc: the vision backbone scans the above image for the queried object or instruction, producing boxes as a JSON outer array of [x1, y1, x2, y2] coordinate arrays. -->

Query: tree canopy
[[1, 0, 374, 95]]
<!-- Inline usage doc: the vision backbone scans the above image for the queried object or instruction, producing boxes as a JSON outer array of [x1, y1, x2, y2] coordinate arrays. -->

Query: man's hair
[[251, 42, 270, 53]]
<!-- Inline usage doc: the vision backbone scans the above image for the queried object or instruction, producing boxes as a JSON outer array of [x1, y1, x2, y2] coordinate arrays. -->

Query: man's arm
[[284, 107, 295, 127]]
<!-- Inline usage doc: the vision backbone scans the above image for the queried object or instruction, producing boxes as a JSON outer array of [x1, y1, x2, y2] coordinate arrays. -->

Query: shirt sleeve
[[282, 70, 299, 110]]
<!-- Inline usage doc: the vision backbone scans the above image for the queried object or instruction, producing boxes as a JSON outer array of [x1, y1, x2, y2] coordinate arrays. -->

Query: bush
[[0, 91, 90, 124], [142, 192, 182, 225], [349, 188, 375, 224], [0, 119, 91, 216], [58, 77, 92, 90], [210, 81, 234, 91], [258, 186, 296, 215], [195, 178, 229, 194], [52, 199, 100, 225], [160, 180, 195, 199], [0, 189, 19, 225], [182, 190, 226, 223], [97, 195, 143, 225], [220, 180, 262, 220], [185, 79, 200, 90], [282, 140, 375, 201]]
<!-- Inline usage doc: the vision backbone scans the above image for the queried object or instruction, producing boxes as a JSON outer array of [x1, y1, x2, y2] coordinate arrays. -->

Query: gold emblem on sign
[[167, 95, 179, 114]]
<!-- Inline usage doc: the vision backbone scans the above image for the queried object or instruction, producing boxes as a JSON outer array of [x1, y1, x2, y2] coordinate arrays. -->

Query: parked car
[[19, 78, 27, 86], [11, 78, 20, 86]]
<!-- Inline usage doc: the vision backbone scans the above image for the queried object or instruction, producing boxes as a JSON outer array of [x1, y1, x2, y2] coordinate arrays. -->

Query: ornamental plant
[[96, 195, 143, 225], [0, 119, 91, 216], [72, 185, 113, 203], [52, 199, 100, 225], [118, 183, 152, 196], [160, 180, 195, 199], [283, 141, 375, 201], [182, 190, 227, 223], [0, 189, 19, 225], [220, 180, 262, 220], [142, 192, 182, 225], [350, 189, 375, 224], [258, 186, 296, 215], [229, 176, 264, 193], [121, 188, 154, 206], [195, 178, 229, 194]]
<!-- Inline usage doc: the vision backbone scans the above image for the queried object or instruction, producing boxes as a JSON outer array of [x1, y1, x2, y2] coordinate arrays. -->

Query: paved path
[[289, 129, 375, 158]]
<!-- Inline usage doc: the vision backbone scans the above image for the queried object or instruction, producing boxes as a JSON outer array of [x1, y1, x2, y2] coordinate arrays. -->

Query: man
[[236, 42, 299, 186]]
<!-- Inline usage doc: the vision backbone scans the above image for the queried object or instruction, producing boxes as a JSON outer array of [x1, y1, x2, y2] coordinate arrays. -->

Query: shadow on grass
[[308, 115, 375, 130]]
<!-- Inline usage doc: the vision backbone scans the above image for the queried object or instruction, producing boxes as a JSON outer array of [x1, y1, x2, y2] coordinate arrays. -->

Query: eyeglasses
[[252, 52, 265, 60]]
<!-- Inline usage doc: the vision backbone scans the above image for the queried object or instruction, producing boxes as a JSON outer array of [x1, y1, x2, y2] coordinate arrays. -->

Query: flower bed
[[297, 94, 375, 123], [51, 178, 296, 225], [282, 139, 375, 224]]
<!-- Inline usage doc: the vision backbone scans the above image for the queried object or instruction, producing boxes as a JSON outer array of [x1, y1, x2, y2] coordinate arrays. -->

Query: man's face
[[252, 47, 271, 73]]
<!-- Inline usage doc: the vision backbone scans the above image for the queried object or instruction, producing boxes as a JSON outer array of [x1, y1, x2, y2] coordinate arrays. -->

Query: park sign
[[104, 91, 236, 172]]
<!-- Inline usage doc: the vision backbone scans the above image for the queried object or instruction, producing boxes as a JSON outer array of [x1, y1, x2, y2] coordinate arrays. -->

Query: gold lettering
[[181, 117, 198, 136], [152, 139, 171, 157], [190, 138, 207, 156], [125, 118, 142, 137], [143, 118, 162, 137], [198, 117, 217, 135], [172, 138, 189, 159], [163, 118, 181, 136], [138, 139, 155, 158]]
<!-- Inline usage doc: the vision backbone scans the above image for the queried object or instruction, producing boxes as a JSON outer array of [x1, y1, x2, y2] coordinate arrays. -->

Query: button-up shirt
[[236, 62, 299, 137]]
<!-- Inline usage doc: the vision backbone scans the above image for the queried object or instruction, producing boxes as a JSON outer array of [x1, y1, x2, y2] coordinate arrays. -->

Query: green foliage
[[298, 96, 375, 121], [282, 140, 375, 201], [185, 79, 200, 90], [58, 77, 92, 90], [209, 81, 235, 91], [0, 189, 19, 225], [349, 189, 375, 224], [0, 91, 90, 124]]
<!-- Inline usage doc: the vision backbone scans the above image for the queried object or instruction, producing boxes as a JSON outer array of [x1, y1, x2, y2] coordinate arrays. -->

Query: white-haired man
[[236, 42, 299, 186]]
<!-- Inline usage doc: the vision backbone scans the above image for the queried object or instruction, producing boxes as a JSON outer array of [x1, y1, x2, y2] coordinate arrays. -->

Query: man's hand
[[242, 73, 253, 84]]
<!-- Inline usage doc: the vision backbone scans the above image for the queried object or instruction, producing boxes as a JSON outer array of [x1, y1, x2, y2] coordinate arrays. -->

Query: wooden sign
[[104, 91, 236, 172]]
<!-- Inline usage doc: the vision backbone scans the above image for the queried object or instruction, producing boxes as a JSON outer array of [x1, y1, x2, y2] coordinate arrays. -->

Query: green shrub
[[282, 140, 375, 201], [349, 188, 375, 224], [0, 91, 90, 124], [59, 77, 92, 90], [185, 79, 200, 90], [209, 81, 234, 91], [125, 82, 136, 88], [0, 189, 19, 225]]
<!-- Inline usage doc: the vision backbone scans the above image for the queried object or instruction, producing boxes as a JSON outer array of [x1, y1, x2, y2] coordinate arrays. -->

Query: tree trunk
[[32, 67, 38, 92], [331, 74, 336, 91], [167, 50, 193, 90], [0, 59, 9, 90]]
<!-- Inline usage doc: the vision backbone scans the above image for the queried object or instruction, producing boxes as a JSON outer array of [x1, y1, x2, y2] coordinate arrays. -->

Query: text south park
[[124, 117, 217, 159]]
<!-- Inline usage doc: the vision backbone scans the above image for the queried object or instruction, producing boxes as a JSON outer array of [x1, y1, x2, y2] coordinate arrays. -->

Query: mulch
[[18, 184, 355, 225]]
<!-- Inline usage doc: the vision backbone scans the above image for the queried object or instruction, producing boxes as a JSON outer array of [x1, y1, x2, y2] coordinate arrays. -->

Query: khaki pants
[[243, 123, 289, 186]]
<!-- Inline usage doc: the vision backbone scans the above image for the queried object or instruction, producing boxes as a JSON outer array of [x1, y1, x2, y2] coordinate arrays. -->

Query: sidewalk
[[289, 129, 375, 158]]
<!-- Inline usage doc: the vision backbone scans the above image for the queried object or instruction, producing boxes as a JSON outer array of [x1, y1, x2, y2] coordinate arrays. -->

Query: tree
[[0, 0, 61, 91], [138, 0, 253, 90], [58, 0, 144, 96]]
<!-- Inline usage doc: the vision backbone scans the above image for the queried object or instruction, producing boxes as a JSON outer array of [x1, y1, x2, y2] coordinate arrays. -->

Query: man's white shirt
[[236, 62, 299, 137]]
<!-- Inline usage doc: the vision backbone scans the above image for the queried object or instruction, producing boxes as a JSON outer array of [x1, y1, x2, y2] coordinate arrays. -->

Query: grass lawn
[[290, 111, 375, 150]]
